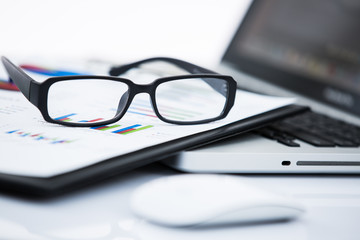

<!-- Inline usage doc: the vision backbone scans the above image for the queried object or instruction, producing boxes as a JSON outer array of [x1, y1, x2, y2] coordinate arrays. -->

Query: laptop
[[164, 0, 360, 174]]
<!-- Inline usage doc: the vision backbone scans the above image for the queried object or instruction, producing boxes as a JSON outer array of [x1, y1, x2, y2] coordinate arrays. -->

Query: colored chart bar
[[121, 125, 153, 135], [20, 64, 88, 76], [6, 129, 74, 144], [0, 80, 19, 91], [6, 130, 19, 134], [127, 110, 157, 118], [79, 118, 104, 123], [91, 124, 121, 131], [54, 113, 76, 121], [117, 128, 137, 134], [112, 124, 141, 134]]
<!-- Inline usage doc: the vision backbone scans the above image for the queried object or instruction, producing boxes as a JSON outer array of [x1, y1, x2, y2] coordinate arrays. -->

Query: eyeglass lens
[[47, 77, 229, 124], [155, 78, 228, 122], [48, 79, 129, 124]]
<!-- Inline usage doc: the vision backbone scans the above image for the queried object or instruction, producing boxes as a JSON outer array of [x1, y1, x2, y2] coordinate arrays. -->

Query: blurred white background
[[0, 0, 251, 67]]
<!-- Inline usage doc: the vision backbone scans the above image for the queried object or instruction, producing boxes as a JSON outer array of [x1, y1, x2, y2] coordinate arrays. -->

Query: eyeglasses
[[1, 56, 236, 127]]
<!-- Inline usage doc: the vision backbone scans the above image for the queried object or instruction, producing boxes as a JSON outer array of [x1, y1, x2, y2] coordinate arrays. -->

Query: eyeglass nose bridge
[[132, 83, 155, 95], [116, 83, 154, 116]]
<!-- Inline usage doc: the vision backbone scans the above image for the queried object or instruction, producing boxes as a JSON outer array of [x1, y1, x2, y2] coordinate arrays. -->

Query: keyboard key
[[277, 138, 300, 147], [255, 111, 360, 148], [271, 122, 336, 147], [255, 127, 300, 147]]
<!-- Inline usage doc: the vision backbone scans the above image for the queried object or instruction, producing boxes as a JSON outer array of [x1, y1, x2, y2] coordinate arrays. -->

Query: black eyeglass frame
[[1, 56, 237, 127]]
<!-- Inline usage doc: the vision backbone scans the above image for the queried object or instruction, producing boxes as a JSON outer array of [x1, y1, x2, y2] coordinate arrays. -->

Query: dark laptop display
[[223, 0, 360, 116]]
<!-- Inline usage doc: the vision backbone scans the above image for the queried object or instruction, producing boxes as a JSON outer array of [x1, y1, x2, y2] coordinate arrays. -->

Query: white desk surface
[[0, 163, 359, 240]]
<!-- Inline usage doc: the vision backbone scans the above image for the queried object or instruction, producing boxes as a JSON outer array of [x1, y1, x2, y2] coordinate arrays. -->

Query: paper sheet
[[0, 67, 296, 177]]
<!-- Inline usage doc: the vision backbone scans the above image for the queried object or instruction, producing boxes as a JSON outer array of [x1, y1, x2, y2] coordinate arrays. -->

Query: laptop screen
[[223, 0, 360, 116]]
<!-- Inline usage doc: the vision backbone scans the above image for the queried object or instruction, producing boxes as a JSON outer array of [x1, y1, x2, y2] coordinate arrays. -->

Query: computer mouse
[[130, 174, 305, 227]]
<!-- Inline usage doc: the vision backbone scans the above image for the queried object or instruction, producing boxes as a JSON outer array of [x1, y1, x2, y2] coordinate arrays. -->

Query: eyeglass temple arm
[[1, 56, 37, 101], [109, 57, 218, 75], [109, 57, 228, 96]]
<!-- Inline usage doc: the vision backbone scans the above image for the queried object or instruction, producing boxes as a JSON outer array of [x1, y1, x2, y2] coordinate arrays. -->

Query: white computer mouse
[[130, 174, 305, 227]]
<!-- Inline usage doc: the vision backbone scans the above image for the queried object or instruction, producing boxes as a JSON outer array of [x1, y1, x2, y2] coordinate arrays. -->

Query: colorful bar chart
[[112, 124, 141, 134], [53, 113, 154, 135], [118, 125, 153, 135], [91, 124, 121, 131], [128, 99, 201, 121], [54, 113, 77, 122], [6, 130, 75, 144], [55, 113, 104, 123], [90, 123, 153, 135]]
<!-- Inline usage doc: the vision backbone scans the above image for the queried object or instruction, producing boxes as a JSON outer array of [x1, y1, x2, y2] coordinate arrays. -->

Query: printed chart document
[[0, 67, 296, 178]]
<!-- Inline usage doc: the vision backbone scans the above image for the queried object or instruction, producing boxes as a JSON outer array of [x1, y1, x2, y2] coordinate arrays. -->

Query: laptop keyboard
[[255, 111, 360, 147]]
